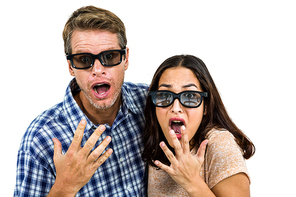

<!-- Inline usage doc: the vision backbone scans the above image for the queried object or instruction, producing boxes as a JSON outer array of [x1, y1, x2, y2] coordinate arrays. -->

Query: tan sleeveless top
[[148, 129, 250, 196]]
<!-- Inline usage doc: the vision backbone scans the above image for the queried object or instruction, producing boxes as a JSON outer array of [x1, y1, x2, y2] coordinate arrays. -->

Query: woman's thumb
[[196, 140, 209, 163]]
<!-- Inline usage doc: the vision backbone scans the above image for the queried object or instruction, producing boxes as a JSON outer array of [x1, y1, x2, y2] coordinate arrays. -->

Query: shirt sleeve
[[203, 130, 250, 189], [14, 150, 55, 197]]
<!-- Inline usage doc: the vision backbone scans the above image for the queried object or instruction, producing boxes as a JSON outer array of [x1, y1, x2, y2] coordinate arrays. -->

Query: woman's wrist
[[186, 176, 215, 197]]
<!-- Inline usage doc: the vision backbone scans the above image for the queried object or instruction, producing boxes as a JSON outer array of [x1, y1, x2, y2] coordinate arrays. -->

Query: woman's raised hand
[[154, 125, 208, 196]]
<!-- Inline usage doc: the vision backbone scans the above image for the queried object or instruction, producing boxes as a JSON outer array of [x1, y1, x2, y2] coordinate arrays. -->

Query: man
[[14, 6, 148, 196]]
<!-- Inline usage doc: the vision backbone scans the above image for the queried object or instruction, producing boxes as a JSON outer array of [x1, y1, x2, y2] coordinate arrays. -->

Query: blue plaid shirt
[[14, 79, 149, 197]]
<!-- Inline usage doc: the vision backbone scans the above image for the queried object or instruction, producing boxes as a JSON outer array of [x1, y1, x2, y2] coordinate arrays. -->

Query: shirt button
[[120, 157, 124, 162], [127, 185, 132, 191]]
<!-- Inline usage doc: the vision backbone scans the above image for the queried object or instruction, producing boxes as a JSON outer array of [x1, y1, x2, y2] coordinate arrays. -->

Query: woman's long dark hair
[[142, 55, 255, 167]]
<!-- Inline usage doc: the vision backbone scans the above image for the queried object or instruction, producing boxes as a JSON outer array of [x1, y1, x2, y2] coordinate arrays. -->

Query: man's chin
[[89, 100, 113, 110], [89, 96, 119, 110]]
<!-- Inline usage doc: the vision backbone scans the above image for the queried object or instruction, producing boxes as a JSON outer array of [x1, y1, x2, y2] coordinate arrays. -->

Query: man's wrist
[[47, 181, 76, 197]]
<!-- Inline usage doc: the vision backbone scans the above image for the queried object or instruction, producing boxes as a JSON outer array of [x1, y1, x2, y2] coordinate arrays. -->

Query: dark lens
[[181, 92, 201, 107], [154, 92, 173, 106], [101, 51, 121, 66], [72, 54, 93, 68]]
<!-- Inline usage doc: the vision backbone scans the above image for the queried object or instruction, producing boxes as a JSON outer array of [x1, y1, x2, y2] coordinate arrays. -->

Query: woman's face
[[156, 67, 205, 148]]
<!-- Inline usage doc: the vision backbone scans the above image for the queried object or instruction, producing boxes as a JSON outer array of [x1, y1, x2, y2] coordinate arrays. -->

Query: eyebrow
[[183, 83, 198, 88], [158, 83, 199, 89], [75, 47, 119, 54], [158, 84, 172, 88]]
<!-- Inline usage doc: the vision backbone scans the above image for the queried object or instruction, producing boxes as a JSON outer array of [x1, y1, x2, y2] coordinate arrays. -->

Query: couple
[[14, 6, 255, 197]]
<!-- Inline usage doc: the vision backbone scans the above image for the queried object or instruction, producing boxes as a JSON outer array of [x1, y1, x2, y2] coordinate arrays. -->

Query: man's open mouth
[[93, 83, 110, 95]]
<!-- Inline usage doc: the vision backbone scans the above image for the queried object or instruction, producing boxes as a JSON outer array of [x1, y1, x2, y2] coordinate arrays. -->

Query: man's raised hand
[[48, 120, 113, 197]]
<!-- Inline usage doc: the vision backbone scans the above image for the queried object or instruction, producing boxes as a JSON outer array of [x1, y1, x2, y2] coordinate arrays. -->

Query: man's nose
[[170, 99, 183, 114], [92, 59, 106, 76]]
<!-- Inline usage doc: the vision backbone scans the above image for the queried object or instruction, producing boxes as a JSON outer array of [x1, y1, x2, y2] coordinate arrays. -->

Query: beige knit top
[[148, 129, 250, 196]]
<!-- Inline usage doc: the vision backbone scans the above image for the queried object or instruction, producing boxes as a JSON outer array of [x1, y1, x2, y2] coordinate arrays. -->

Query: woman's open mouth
[[169, 118, 185, 140]]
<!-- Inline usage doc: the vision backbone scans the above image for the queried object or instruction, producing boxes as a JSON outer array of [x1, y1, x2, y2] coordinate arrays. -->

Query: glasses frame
[[148, 90, 208, 108], [66, 48, 126, 69]]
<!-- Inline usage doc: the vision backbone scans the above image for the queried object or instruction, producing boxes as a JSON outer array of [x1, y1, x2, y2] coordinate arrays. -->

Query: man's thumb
[[52, 138, 62, 158]]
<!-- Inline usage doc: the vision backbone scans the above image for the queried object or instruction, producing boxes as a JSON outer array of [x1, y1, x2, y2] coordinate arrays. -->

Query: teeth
[[93, 85, 101, 94], [170, 120, 184, 127], [93, 84, 109, 95], [94, 84, 101, 94], [172, 121, 182, 123], [94, 90, 106, 95]]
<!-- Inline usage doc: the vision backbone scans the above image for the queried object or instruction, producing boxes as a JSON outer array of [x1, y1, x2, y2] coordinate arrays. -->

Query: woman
[[142, 55, 255, 196]]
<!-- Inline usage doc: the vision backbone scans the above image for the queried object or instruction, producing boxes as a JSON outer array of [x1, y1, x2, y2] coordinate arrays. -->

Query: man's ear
[[124, 47, 129, 71], [68, 60, 75, 76]]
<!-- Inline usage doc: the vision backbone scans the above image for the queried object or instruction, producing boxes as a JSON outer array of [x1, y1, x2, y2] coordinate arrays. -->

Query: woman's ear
[[203, 104, 207, 116]]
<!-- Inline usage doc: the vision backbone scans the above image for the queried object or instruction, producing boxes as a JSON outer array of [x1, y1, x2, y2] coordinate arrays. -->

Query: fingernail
[[181, 125, 186, 130], [169, 130, 175, 135], [155, 160, 159, 165], [106, 136, 111, 142], [160, 142, 165, 148], [99, 125, 106, 131], [81, 119, 86, 124]]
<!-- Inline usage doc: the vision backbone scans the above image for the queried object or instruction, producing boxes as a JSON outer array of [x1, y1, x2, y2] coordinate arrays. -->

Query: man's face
[[68, 30, 129, 110]]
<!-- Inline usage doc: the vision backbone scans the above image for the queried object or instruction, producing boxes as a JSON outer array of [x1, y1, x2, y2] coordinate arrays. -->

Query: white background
[[1, 0, 295, 196]]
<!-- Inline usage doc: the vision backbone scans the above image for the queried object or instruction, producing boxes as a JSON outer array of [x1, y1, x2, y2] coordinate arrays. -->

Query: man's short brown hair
[[63, 6, 127, 55]]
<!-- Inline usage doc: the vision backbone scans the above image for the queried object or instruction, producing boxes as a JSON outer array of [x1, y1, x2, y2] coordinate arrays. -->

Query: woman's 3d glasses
[[148, 90, 208, 108]]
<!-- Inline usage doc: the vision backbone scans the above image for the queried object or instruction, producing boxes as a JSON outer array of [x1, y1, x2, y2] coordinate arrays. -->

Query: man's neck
[[74, 91, 121, 126]]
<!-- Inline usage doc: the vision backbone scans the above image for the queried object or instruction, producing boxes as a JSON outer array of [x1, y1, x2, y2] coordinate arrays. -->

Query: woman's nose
[[170, 99, 183, 114]]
